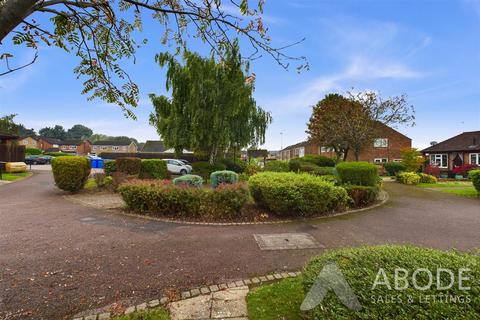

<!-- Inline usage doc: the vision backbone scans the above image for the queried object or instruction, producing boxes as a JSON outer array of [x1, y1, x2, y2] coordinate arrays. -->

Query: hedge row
[[303, 245, 480, 319], [469, 170, 480, 193], [118, 180, 249, 219], [249, 172, 350, 217], [397, 172, 437, 185]]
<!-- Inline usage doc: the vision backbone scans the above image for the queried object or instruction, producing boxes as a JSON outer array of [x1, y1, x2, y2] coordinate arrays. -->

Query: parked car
[[178, 159, 193, 172], [164, 159, 192, 175], [25, 155, 48, 165], [39, 155, 53, 164]]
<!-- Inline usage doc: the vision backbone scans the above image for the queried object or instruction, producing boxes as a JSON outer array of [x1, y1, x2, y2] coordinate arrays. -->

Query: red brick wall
[[282, 124, 411, 163]]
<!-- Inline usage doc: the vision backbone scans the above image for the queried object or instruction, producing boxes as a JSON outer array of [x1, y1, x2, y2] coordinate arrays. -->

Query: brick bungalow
[[18, 135, 40, 149], [280, 123, 411, 163], [58, 140, 91, 155], [91, 140, 137, 155], [35, 137, 63, 151], [421, 131, 480, 171]]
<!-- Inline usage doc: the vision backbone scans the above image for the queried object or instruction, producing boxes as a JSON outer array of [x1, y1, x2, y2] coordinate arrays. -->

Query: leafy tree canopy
[[307, 91, 415, 161], [67, 124, 93, 140], [39, 125, 67, 140], [0, 0, 307, 118], [0, 114, 19, 135], [149, 43, 271, 163]]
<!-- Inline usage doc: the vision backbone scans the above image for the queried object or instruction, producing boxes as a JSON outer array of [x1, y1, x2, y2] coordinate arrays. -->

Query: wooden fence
[[0, 144, 25, 169]]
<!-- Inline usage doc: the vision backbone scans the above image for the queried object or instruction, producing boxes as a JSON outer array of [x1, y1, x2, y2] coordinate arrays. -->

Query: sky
[[1, 0, 480, 150]]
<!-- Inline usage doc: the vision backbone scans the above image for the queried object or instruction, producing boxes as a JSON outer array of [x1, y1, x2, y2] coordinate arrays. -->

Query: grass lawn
[[111, 308, 170, 320], [247, 276, 304, 320], [0, 172, 30, 181], [418, 181, 479, 198]]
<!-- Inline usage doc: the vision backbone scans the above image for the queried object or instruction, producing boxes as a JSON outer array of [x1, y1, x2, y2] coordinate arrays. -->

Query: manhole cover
[[254, 233, 322, 250]]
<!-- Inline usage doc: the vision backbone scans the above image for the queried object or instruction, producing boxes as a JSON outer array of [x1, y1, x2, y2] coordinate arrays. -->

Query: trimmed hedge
[[344, 185, 379, 207], [25, 148, 42, 155], [249, 172, 350, 217], [51, 156, 91, 192], [220, 158, 246, 173], [103, 160, 116, 176], [173, 174, 204, 187], [44, 152, 74, 157], [192, 161, 227, 179], [118, 180, 249, 219], [397, 172, 421, 185], [301, 155, 336, 167], [210, 170, 239, 188], [303, 245, 480, 319], [418, 173, 437, 184], [139, 159, 169, 179], [384, 162, 406, 176], [336, 162, 379, 186], [116, 157, 142, 175], [469, 169, 480, 193], [313, 166, 336, 176], [264, 160, 290, 172]]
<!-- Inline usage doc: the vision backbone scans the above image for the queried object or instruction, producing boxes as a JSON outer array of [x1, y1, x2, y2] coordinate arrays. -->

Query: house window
[[393, 159, 402, 163], [374, 138, 389, 148], [101, 146, 108, 150], [298, 147, 305, 157], [113, 146, 120, 151], [470, 153, 480, 165], [92, 146, 97, 150], [374, 158, 388, 164], [320, 146, 334, 153], [430, 154, 448, 168]]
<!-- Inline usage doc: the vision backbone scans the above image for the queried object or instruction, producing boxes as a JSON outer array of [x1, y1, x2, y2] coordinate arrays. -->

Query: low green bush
[[192, 161, 227, 179], [220, 158, 246, 173], [173, 174, 204, 187], [210, 170, 239, 188], [25, 147, 42, 155], [397, 171, 421, 185], [51, 156, 91, 192], [298, 163, 321, 173], [301, 155, 336, 167], [264, 160, 290, 172], [118, 180, 249, 219], [418, 173, 437, 184], [103, 160, 116, 176], [249, 172, 350, 217], [469, 170, 480, 193], [344, 185, 379, 207], [317, 175, 338, 184], [116, 157, 142, 175], [44, 152, 74, 157], [336, 162, 379, 186], [244, 163, 262, 176], [139, 159, 169, 179], [288, 158, 303, 172], [313, 166, 336, 176], [384, 162, 406, 176], [302, 245, 480, 320], [93, 172, 107, 188]]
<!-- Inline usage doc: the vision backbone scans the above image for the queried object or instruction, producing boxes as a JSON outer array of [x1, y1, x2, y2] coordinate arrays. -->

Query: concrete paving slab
[[254, 233, 323, 250], [169, 294, 212, 320], [211, 286, 248, 319]]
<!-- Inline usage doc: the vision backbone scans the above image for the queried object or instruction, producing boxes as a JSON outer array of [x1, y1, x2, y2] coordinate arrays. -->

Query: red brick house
[[279, 123, 411, 163], [421, 131, 480, 171], [35, 137, 91, 155]]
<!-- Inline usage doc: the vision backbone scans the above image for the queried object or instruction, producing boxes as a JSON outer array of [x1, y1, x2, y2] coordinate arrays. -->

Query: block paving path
[[1, 171, 480, 319]]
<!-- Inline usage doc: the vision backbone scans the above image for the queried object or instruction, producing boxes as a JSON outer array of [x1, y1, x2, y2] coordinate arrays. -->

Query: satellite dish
[[430, 141, 438, 146]]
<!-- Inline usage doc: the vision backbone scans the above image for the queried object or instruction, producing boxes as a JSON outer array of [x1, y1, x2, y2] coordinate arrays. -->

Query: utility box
[[5, 162, 27, 173]]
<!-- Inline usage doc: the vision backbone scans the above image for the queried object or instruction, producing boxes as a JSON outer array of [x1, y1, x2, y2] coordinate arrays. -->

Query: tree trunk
[[209, 146, 218, 165], [343, 148, 349, 162], [0, 0, 37, 42]]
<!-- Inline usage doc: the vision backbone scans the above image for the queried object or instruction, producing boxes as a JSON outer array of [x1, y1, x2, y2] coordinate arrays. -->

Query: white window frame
[[298, 147, 305, 158], [320, 146, 334, 153], [430, 154, 448, 168], [101, 146, 108, 150], [374, 158, 388, 164], [374, 138, 389, 148], [112, 146, 120, 151], [470, 153, 480, 165], [92, 146, 97, 150]]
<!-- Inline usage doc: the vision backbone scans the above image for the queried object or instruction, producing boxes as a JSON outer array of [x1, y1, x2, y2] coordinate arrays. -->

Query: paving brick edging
[[110, 190, 389, 227], [72, 271, 302, 320]]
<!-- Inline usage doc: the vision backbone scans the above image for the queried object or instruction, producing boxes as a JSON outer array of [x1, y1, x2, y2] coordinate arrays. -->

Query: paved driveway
[[0, 171, 479, 319]]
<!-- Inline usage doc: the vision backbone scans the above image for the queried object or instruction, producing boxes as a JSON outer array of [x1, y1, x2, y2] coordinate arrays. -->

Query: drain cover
[[254, 233, 322, 250]]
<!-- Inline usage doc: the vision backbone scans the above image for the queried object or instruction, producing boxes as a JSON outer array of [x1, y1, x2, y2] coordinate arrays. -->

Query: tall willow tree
[[149, 43, 271, 163]]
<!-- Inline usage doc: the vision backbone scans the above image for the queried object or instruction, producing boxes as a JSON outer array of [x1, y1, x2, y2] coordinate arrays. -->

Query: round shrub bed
[[336, 162, 379, 186], [397, 172, 421, 185], [469, 170, 480, 193], [264, 160, 290, 172], [302, 245, 480, 320], [344, 185, 379, 207], [118, 180, 249, 220], [52, 156, 91, 192], [248, 172, 350, 217]]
